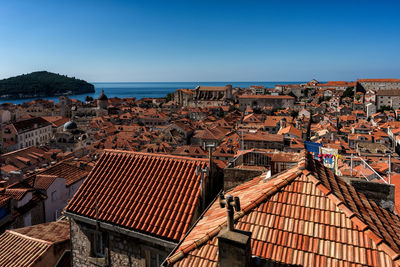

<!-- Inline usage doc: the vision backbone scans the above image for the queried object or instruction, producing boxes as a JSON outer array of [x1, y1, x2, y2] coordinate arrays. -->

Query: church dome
[[64, 121, 78, 131]]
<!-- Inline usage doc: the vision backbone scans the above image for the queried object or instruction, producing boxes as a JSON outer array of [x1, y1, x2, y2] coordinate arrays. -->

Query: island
[[0, 71, 95, 100]]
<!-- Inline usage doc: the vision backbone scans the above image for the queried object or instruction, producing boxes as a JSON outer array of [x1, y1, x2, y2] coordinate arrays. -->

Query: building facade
[[238, 94, 295, 111], [174, 85, 233, 107], [2, 117, 52, 151], [357, 79, 400, 91], [376, 90, 400, 110]]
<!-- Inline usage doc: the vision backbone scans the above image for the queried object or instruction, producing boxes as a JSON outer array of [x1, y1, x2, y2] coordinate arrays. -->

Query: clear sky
[[0, 0, 399, 82]]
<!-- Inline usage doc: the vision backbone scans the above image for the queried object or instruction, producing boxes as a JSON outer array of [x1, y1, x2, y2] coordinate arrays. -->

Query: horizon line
[[90, 80, 309, 83]]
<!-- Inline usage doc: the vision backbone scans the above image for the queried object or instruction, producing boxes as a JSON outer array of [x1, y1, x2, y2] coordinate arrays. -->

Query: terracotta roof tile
[[238, 94, 295, 99], [32, 161, 90, 186], [166, 154, 400, 266], [66, 150, 209, 242], [3, 188, 32, 200], [33, 175, 58, 190], [0, 221, 69, 267]]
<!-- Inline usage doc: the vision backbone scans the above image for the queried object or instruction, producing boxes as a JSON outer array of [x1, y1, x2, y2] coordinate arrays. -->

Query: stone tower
[[97, 90, 109, 110]]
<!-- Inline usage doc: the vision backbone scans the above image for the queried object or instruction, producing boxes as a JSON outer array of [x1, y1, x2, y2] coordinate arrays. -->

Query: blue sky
[[0, 0, 399, 82]]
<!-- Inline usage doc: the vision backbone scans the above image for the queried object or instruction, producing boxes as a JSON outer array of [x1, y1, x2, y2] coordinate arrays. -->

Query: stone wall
[[70, 219, 172, 267], [350, 180, 395, 212], [223, 168, 264, 190]]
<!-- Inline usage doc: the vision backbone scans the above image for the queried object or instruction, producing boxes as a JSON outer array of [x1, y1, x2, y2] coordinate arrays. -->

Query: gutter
[[64, 211, 177, 249]]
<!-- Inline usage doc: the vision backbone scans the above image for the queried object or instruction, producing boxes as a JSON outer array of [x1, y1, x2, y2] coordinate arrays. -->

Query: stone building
[[59, 96, 72, 118], [174, 85, 233, 107], [376, 89, 400, 110], [357, 78, 400, 91], [96, 90, 109, 117], [241, 131, 284, 150], [65, 150, 223, 267], [2, 117, 52, 151], [238, 94, 295, 111], [52, 120, 92, 152]]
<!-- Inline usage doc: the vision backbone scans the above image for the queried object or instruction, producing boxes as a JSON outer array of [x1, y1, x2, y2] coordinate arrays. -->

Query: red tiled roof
[[34, 175, 58, 190], [386, 174, 400, 214], [277, 125, 302, 138], [0, 221, 69, 266], [172, 146, 208, 158], [33, 161, 90, 186], [12, 220, 70, 243], [0, 231, 50, 266], [264, 116, 292, 127], [0, 195, 10, 207], [318, 81, 355, 87], [66, 150, 210, 242], [166, 154, 400, 266], [0, 164, 19, 173], [3, 188, 32, 200], [243, 132, 283, 142], [12, 117, 51, 133], [238, 94, 294, 99], [42, 116, 70, 128], [198, 86, 229, 91]]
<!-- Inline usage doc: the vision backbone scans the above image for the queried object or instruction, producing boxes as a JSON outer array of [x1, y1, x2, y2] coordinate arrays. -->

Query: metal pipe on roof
[[356, 156, 387, 184]]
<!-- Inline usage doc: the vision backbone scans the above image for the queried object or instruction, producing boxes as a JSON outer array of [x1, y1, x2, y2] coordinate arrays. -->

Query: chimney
[[206, 144, 215, 178], [217, 194, 252, 267], [196, 166, 208, 211], [279, 118, 287, 130]]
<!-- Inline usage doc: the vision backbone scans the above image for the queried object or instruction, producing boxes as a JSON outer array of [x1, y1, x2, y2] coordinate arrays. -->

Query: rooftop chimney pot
[[217, 195, 252, 267]]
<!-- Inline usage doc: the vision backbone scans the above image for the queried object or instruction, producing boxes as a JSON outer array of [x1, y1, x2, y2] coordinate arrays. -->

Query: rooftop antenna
[[219, 193, 241, 231]]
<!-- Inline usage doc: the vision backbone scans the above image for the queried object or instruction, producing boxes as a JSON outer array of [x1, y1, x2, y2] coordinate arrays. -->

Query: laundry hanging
[[304, 141, 323, 159], [320, 147, 339, 174]]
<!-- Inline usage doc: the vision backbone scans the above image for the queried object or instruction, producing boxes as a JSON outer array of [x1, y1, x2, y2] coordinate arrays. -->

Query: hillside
[[0, 71, 95, 99]]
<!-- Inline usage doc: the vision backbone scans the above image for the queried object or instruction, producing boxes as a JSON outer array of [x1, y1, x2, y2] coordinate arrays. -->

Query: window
[[145, 248, 167, 267], [89, 231, 105, 258]]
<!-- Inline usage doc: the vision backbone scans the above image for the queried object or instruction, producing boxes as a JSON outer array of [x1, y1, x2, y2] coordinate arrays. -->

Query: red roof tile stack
[[66, 150, 210, 242]]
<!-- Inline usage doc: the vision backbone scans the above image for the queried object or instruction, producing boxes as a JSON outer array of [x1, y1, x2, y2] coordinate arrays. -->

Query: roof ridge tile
[[6, 230, 53, 246], [103, 149, 209, 162]]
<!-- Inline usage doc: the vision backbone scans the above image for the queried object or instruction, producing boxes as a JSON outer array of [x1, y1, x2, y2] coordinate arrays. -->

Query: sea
[[0, 81, 304, 105]]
